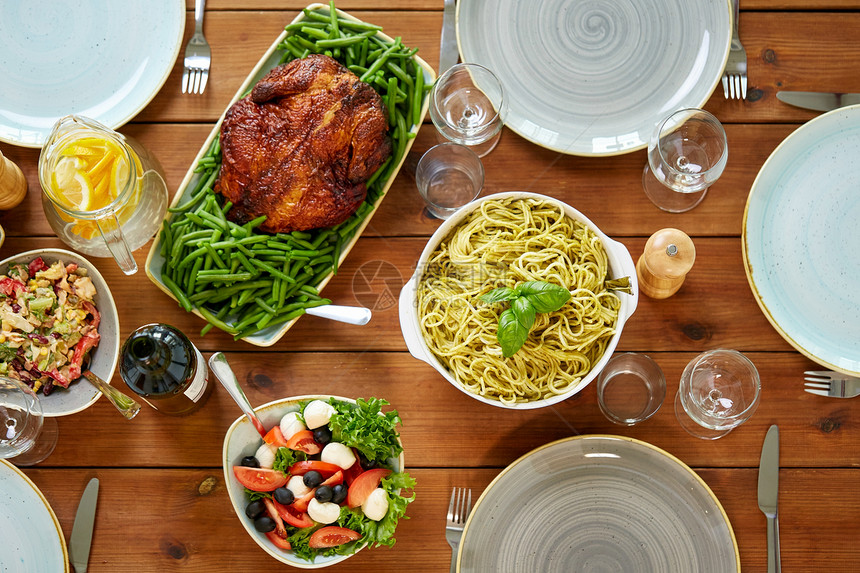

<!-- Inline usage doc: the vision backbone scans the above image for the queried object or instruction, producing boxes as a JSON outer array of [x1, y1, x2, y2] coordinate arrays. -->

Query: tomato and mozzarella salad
[[232, 397, 415, 562]]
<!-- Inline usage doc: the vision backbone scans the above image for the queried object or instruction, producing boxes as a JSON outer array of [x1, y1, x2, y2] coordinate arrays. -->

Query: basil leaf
[[518, 281, 571, 313], [512, 296, 536, 331], [479, 287, 518, 304], [497, 308, 529, 357]]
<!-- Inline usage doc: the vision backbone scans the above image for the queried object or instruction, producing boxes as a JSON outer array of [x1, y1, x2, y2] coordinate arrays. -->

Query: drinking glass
[[429, 63, 506, 157], [642, 109, 728, 213], [415, 142, 483, 219], [597, 353, 666, 426], [675, 349, 761, 440], [0, 377, 58, 466]]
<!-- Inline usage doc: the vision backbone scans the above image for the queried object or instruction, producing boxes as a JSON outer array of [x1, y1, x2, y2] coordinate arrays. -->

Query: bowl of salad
[[222, 395, 415, 568], [0, 248, 119, 417]]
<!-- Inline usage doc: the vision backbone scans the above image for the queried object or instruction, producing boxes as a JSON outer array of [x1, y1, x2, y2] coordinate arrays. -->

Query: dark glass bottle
[[120, 324, 211, 416]]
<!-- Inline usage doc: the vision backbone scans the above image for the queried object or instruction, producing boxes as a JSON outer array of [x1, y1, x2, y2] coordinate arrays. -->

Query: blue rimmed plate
[[743, 104, 860, 375], [0, 460, 69, 572], [0, 0, 184, 147]]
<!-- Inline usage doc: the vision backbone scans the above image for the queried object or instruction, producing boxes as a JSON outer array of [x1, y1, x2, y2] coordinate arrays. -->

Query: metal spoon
[[83, 370, 141, 420], [208, 352, 266, 438], [305, 304, 371, 325]]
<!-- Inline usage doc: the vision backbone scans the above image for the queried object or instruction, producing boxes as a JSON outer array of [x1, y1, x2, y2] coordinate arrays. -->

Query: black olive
[[331, 483, 348, 505], [313, 426, 332, 445], [254, 516, 276, 532], [273, 486, 294, 505], [241, 456, 260, 468], [315, 485, 333, 503], [358, 452, 378, 470], [245, 500, 266, 519], [303, 470, 323, 488]]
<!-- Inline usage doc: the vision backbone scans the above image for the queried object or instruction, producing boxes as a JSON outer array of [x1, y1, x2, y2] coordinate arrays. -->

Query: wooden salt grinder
[[0, 147, 28, 210], [636, 228, 696, 299]]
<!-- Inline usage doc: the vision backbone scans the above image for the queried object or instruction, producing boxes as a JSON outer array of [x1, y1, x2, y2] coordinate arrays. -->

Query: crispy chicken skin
[[215, 54, 391, 233]]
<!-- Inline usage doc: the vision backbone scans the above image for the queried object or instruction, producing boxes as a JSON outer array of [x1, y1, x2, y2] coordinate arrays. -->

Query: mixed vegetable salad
[[0, 257, 101, 395], [232, 397, 415, 562]]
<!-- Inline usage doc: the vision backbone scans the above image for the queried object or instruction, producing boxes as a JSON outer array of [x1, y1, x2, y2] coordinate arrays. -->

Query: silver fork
[[722, 0, 747, 100], [804, 370, 860, 398], [182, 0, 211, 94], [446, 487, 472, 573]]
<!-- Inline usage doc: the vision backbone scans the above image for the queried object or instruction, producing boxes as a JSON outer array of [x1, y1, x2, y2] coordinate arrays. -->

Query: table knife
[[757, 425, 781, 573], [69, 478, 99, 573], [776, 90, 860, 112], [439, 0, 458, 75]]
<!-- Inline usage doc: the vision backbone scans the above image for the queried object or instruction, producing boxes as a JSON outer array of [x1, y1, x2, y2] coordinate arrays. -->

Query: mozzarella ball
[[362, 488, 389, 521], [279, 411, 306, 440], [308, 498, 341, 525], [321, 442, 357, 470], [303, 400, 336, 429], [287, 475, 311, 498], [254, 443, 276, 469]]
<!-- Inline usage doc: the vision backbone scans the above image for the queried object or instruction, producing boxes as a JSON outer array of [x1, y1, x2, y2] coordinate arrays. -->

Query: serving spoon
[[83, 370, 141, 420], [208, 352, 266, 438], [305, 304, 371, 325]]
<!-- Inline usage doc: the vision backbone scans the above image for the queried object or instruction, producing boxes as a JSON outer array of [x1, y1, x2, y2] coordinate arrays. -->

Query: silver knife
[[757, 425, 781, 573], [776, 90, 860, 112], [439, 0, 458, 75], [69, 478, 99, 573]]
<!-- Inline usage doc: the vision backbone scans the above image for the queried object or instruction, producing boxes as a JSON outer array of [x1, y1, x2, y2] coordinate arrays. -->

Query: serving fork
[[446, 487, 472, 573], [804, 370, 860, 398], [181, 0, 211, 94], [722, 0, 747, 100]]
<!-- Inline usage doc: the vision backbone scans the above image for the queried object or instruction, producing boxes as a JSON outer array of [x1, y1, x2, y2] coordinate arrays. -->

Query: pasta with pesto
[[417, 197, 623, 404]]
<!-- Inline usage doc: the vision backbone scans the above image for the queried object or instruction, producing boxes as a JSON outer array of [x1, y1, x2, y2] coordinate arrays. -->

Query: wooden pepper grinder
[[636, 228, 696, 299], [0, 147, 28, 210]]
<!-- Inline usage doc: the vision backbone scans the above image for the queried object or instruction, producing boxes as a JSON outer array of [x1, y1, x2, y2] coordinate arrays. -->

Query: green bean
[[285, 21, 326, 31], [413, 65, 425, 128], [254, 297, 277, 315], [301, 25, 329, 40], [197, 306, 239, 335], [249, 259, 295, 283], [162, 275, 192, 312], [387, 76, 398, 125], [196, 272, 254, 283], [360, 42, 398, 82]]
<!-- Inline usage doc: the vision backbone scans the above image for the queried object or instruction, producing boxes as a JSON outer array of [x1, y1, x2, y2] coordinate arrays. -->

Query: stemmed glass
[[0, 377, 58, 466], [642, 108, 728, 213], [429, 63, 506, 157], [675, 349, 761, 440]]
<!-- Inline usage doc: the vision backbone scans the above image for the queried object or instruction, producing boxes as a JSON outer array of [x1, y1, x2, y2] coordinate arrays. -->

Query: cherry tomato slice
[[262, 498, 287, 537], [265, 530, 292, 551], [289, 460, 342, 477], [291, 489, 316, 513], [346, 468, 391, 508], [343, 459, 364, 486], [285, 430, 322, 455], [308, 526, 361, 549], [233, 466, 288, 492], [273, 499, 315, 528], [264, 426, 288, 449], [320, 470, 343, 487]]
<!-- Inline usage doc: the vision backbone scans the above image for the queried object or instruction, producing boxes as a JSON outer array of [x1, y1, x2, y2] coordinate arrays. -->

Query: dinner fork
[[721, 0, 747, 100], [446, 487, 472, 573], [804, 370, 860, 398], [181, 0, 211, 94]]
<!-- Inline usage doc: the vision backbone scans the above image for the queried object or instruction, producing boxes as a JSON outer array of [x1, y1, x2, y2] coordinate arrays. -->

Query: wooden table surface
[[2, 1, 859, 571]]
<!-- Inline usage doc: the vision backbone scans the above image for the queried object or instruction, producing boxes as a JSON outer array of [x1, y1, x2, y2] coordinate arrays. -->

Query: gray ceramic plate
[[0, 249, 120, 417], [458, 436, 739, 572], [456, 0, 731, 156]]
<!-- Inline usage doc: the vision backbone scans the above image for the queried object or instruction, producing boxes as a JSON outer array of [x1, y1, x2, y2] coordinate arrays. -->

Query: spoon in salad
[[82, 370, 141, 420], [208, 352, 266, 438]]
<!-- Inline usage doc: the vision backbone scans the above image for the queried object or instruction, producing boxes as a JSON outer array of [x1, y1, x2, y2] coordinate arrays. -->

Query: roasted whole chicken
[[216, 54, 391, 233]]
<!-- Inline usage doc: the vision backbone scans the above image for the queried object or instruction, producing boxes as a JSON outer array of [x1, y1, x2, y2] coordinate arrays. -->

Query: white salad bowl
[[398, 191, 639, 410], [0, 248, 119, 417], [222, 394, 405, 569]]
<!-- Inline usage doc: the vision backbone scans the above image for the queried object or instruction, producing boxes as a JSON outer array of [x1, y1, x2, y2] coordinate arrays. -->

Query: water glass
[[597, 353, 666, 426], [642, 108, 728, 213], [675, 349, 761, 440], [0, 376, 58, 466], [415, 143, 483, 219], [429, 63, 506, 157]]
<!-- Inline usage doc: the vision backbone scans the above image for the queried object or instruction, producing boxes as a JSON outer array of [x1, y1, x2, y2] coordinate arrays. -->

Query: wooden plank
[[0, 122, 797, 239], [22, 466, 860, 571], [0, 234, 796, 353], [31, 351, 856, 469]]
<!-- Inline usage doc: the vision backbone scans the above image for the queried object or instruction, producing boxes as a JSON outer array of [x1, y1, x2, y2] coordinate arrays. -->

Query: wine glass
[[675, 349, 761, 440], [642, 108, 728, 213], [0, 377, 58, 466], [429, 63, 506, 157]]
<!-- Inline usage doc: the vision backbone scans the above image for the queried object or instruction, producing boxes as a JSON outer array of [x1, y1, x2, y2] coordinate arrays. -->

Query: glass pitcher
[[38, 115, 169, 275]]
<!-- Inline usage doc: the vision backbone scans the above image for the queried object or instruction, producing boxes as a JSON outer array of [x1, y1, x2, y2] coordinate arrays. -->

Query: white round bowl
[[222, 395, 405, 569], [0, 248, 119, 417], [398, 191, 638, 409]]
